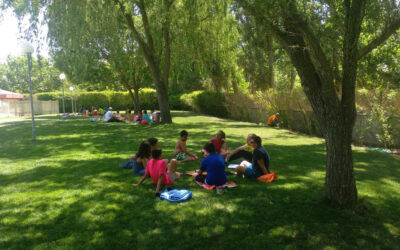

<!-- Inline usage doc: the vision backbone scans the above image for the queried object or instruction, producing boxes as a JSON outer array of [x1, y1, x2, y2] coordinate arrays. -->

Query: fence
[[0, 100, 59, 117], [240, 107, 400, 148]]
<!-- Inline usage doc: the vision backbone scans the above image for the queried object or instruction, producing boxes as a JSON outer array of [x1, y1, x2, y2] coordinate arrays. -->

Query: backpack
[[159, 189, 192, 203]]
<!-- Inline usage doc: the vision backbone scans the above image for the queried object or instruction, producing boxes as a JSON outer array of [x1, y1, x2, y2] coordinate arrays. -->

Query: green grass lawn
[[0, 111, 399, 249]]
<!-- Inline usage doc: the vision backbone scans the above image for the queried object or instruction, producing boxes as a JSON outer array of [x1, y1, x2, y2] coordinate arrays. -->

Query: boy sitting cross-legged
[[132, 149, 181, 193], [174, 130, 199, 162]]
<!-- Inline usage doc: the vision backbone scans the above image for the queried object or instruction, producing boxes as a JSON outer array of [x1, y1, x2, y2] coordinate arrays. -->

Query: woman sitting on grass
[[235, 135, 271, 178], [130, 141, 151, 175], [133, 149, 180, 193], [225, 133, 256, 163]]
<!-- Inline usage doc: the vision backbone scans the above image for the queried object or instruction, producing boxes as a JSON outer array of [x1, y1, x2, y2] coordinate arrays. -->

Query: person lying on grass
[[225, 133, 256, 163], [235, 135, 271, 178], [174, 130, 199, 162], [193, 143, 227, 186], [133, 149, 181, 193], [210, 130, 229, 158]]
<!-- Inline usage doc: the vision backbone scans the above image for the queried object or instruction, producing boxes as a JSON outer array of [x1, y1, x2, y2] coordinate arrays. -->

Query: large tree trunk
[[324, 114, 358, 205], [155, 79, 172, 123]]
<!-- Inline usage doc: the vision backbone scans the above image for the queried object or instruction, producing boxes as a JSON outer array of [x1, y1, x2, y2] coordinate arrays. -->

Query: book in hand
[[227, 164, 239, 169]]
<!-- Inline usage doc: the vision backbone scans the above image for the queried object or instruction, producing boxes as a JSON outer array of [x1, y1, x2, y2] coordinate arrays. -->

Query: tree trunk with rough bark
[[127, 87, 139, 113], [115, 0, 173, 123]]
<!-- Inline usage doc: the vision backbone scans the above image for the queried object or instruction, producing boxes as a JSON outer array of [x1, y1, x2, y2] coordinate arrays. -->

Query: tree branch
[[113, 0, 148, 55], [137, 0, 156, 57], [358, 16, 400, 60], [162, 0, 173, 87]]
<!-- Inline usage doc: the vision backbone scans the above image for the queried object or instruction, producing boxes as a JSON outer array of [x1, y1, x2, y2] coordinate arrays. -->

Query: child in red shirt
[[209, 130, 229, 158], [132, 149, 180, 193]]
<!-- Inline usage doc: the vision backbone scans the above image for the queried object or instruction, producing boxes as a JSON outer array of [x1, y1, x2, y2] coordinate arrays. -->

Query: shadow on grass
[[0, 112, 399, 248]]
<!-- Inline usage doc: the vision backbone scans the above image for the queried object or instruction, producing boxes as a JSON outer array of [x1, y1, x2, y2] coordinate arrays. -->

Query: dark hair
[[152, 148, 162, 159], [144, 110, 147, 114], [147, 137, 158, 147], [180, 130, 188, 137], [253, 136, 262, 146], [217, 130, 226, 139], [204, 142, 215, 154], [136, 141, 151, 159]]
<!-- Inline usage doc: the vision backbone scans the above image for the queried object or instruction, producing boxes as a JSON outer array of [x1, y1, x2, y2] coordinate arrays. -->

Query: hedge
[[36, 89, 158, 112], [180, 90, 228, 118]]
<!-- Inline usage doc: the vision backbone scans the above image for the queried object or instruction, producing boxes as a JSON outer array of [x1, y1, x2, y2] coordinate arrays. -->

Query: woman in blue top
[[143, 110, 152, 123], [131, 141, 151, 175], [193, 143, 226, 186]]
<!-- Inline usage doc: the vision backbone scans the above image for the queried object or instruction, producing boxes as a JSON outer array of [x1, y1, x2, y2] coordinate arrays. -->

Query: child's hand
[[194, 155, 199, 160], [132, 183, 139, 186]]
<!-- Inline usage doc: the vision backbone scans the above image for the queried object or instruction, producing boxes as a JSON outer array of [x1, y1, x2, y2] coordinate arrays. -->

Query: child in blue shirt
[[193, 143, 226, 186]]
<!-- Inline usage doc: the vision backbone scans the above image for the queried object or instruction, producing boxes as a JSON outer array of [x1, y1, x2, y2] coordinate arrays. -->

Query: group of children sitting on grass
[[125, 130, 271, 193], [84, 106, 160, 124]]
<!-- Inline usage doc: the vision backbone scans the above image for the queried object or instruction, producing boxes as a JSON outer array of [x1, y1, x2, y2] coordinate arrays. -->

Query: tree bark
[[126, 86, 139, 113], [324, 119, 358, 205]]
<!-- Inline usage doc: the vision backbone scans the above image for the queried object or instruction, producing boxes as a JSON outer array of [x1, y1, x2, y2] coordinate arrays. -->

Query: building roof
[[0, 89, 25, 99]]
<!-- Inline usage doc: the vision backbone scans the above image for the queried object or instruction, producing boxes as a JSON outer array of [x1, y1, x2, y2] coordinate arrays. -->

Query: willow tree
[[3, 0, 174, 122], [45, 0, 151, 113], [237, 0, 400, 205]]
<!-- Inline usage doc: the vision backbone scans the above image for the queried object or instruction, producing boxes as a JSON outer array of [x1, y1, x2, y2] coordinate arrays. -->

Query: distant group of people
[[128, 130, 271, 193], [79, 106, 160, 124]]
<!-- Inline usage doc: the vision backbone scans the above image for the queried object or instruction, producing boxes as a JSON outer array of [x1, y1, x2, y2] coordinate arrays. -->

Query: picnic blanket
[[186, 171, 237, 190], [195, 180, 238, 190], [257, 173, 278, 183]]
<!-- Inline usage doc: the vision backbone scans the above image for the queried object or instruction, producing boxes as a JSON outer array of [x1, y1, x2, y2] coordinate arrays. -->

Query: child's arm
[[222, 140, 227, 151], [132, 173, 149, 186], [182, 143, 197, 158], [257, 159, 270, 174], [142, 158, 148, 168], [154, 174, 164, 193]]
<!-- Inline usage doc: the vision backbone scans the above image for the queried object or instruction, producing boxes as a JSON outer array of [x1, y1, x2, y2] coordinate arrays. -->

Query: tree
[[0, 56, 62, 93], [236, 0, 400, 205], [45, 0, 152, 112]]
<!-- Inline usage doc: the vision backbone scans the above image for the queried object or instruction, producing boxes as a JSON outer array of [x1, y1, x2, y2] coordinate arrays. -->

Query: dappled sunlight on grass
[[0, 111, 399, 248]]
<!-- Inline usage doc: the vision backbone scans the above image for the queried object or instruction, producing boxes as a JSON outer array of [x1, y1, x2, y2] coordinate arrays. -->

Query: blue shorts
[[244, 164, 262, 178]]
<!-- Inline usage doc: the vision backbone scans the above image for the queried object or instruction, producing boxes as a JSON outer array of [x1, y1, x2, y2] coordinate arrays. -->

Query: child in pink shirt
[[132, 149, 181, 193]]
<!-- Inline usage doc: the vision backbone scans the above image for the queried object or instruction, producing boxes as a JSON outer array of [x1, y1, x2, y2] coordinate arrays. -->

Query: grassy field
[[0, 111, 399, 249]]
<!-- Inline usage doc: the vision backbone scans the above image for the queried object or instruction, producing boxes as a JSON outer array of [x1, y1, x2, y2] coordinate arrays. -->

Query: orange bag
[[257, 173, 277, 183]]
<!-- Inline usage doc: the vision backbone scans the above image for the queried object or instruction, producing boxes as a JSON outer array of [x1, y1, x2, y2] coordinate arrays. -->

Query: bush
[[36, 89, 158, 113], [168, 92, 191, 110], [181, 90, 228, 118]]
